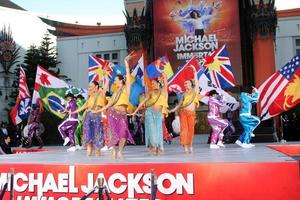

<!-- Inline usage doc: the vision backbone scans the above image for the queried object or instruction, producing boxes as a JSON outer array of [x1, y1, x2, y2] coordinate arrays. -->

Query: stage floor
[[1, 136, 299, 164]]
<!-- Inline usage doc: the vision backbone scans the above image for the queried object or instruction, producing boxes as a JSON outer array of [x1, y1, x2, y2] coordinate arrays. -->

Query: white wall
[[275, 16, 300, 69], [57, 32, 127, 89], [0, 6, 51, 122]]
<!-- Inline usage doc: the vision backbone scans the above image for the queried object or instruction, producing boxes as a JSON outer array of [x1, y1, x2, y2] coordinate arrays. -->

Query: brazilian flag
[[38, 87, 68, 119]]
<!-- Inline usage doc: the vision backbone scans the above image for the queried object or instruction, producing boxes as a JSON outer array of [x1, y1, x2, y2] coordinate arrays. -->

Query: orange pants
[[179, 110, 196, 146]]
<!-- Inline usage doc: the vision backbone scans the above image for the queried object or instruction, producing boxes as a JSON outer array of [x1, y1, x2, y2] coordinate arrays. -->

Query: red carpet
[[13, 148, 60, 154], [268, 144, 300, 156]]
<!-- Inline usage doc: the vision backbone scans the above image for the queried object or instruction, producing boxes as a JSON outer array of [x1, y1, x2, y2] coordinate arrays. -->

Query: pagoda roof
[[277, 8, 300, 18], [0, 0, 26, 10], [40, 17, 124, 38]]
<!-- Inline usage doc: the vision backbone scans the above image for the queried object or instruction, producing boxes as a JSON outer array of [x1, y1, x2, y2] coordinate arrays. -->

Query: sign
[[0, 162, 299, 200], [153, 0, 243, 84]]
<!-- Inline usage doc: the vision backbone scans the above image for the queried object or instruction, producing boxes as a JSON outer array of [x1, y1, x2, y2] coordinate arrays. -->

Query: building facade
[[276, 8, 300, 69]]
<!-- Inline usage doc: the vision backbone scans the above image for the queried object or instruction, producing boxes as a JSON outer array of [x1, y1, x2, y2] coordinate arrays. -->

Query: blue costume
[[238, 89, 260, 145]]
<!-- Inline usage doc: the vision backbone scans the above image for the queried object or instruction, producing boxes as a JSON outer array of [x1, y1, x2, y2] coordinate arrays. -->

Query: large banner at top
[[153, 0, 243, 84]]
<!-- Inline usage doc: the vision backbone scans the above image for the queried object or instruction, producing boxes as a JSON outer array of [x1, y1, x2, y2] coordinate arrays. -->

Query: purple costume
[[207, 96, 229, 144], [58, 99, 78, 145], [107, 108, 135, 147], [27, 108, 43, 146]]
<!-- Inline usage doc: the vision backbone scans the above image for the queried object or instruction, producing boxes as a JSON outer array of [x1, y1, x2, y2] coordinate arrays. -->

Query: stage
[[0, 136, 299, 200]]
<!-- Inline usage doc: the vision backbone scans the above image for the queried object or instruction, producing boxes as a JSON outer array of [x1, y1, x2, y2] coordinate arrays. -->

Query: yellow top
[[87, 94, 105, 109], [146, 91, 168, 110], [114, 92, 130, 107], [182, 91, 200, 108]]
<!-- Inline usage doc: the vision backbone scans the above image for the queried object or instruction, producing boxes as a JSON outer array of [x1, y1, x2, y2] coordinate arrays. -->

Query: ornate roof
[[0, 0, 26, 10], [39, 17, 124, 37]]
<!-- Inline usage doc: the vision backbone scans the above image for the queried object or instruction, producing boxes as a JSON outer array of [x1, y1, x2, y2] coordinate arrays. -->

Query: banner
[[153, 0, 242, 85], [0, 162, 299, 200]]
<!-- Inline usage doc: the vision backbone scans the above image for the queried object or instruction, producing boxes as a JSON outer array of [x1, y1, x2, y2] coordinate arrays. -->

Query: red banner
[[0, 162, 299, 200], [153, 0, 243, 85]]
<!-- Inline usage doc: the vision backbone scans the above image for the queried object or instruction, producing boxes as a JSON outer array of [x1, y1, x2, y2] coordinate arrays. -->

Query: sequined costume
[[58, 99, 78, 145], [106, 91, 134, 147], [207, 96, 229, 144], [238, 90, 260, 144]]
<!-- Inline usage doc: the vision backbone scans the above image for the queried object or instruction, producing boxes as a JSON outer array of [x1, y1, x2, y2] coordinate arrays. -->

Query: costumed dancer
[[132, 67, 169, 155], [27, 103, 44, 149], [223, 110, 236, 143], [97, 53, 135, 159], [170, 65, 201, 153], [207, 90, 229, 149], [58, 93, 78, 151], [71, 77, 108, 156], [159, 76, 173, 144], [236, 87, 260, 148], [74, 94, 86, 149]]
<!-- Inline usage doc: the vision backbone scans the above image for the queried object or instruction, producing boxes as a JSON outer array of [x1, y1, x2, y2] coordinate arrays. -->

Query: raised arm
[[102, 73, 109, 95], [190, 64, 199, 94], [161, 72, 168, 94], [124, 51, 135, 94]]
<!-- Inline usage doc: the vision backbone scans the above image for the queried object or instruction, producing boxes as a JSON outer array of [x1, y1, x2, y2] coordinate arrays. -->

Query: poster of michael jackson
[[153, 0, 242, 84]]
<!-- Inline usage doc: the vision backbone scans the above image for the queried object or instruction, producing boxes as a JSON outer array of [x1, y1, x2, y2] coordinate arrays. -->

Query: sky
[[11, 0, 300, 25]]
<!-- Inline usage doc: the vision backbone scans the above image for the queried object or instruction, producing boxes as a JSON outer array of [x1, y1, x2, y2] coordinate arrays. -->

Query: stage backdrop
[[153, 0, 243, 85]]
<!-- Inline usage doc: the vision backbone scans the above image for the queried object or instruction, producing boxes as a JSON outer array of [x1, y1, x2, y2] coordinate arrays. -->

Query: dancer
[[97, 52, 135, 159], [58, 93, 78, 151], [223, 110, 236, 143], [132, 65, 168, 155], [71, 77, 108, 156], [74, 94, 86, 149], [207, 90, 228, 149], [170, 65, 200, 153], [236, 87, 260, 148], [27, 103, 44, 149]]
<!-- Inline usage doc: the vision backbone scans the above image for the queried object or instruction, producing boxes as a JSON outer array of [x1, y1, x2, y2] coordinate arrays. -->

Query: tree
[[22, 45, 40, 95], [38, 33, 60, 74]]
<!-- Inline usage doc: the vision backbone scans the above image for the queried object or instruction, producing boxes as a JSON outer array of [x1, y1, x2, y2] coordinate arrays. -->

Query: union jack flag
[[202, 45, 236, 89], [88, 55, 113, 83]]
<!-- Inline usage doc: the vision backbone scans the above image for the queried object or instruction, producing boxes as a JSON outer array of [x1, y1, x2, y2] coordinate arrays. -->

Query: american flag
[[88, 55, 113, 83], [10, 66, 31, 125], [258, 54, 300, 121], [18, 66, 31, 98], [202, 45, 236, 89]]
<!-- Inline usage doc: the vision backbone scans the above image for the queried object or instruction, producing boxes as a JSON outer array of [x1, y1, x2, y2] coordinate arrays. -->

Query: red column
[[253, 33, 276, 87]]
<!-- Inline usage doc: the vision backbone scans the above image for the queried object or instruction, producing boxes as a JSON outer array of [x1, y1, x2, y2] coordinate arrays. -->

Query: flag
[[18, 66, 30, 98], [10, 66, 31, 125], [131, 54, 145, 86], [145, 55, 174, 80], [88, 55, 112, 83], [130, 55, 145, 106], [202, 45, 236, 89], [258, 54, 300, 121], [168, 56, 200, 93], [33, 65, 84, 119], [198, 70, 239, 113]]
